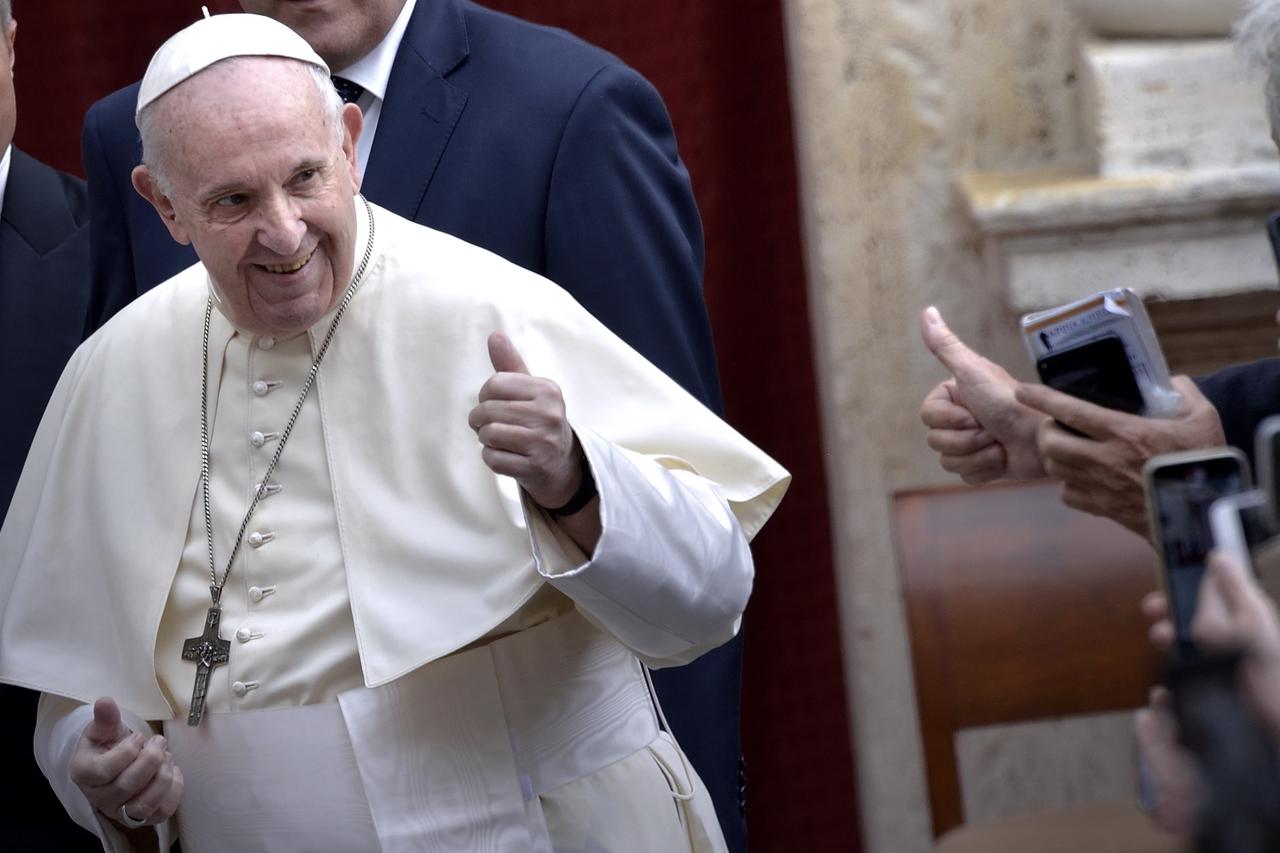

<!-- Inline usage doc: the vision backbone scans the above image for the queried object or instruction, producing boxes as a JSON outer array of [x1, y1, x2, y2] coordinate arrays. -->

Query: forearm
[[527, 427, 753, 666]]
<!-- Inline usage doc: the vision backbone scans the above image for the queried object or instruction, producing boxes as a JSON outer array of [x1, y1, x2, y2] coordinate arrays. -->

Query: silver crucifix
[[181, 605, 231, 726]]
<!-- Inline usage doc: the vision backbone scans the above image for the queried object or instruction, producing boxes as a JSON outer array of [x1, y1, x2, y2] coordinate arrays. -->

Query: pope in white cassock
[[0, 13, 789, 853]]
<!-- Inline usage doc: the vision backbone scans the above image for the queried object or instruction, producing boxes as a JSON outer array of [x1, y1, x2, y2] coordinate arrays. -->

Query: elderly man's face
[[133, 60, 363, 337], [239, 0, 408, 70]]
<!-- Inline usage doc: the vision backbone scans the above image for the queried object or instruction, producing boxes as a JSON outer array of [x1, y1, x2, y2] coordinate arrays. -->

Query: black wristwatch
[[547, 450, 597, 517]]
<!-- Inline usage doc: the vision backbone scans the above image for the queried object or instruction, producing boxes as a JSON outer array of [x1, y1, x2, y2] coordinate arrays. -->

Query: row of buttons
[[236, 337, 278, 703]]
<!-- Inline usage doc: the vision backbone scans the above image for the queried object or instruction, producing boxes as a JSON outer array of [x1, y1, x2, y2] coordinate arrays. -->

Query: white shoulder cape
[[0, 201, 789, 718]]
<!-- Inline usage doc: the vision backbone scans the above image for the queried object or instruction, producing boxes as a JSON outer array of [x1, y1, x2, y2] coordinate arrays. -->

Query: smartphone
[[1256, 416, 1280, 532], [1266, 210, 1280, 278], [1035, 333, 1145, 415], [1144, 447, 1251, 655], [1208, 489, 1275, 574]]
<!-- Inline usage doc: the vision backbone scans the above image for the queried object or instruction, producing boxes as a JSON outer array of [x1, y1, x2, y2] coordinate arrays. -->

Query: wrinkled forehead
[[160, 55, 320, 114]]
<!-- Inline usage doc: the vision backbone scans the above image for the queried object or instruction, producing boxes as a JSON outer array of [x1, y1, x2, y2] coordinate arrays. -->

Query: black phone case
[[1036, 334, 1145, 415]]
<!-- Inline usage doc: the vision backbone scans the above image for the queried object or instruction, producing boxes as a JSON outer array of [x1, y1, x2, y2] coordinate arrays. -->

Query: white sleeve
[[34, 694, 175, 853], [522, 426, 754, 667]]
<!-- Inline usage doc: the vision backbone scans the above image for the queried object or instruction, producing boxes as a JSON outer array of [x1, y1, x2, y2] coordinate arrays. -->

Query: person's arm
[[1194, 357, 1280, 468], [470, 334, 754, 666], [524, 426, 752, 667], [543, 63, 721, 411], [34, 695, 180, 853], [80, 98, 140, 337]]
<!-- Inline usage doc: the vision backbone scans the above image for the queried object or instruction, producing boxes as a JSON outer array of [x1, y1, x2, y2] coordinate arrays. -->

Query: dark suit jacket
[[1197, 357, 1280, 470], [0, 147, 97, 849], [80, 2, 745, 847]]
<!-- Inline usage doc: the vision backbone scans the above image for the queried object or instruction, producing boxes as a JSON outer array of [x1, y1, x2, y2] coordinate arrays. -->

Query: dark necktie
[[331, 76, 365, 105]]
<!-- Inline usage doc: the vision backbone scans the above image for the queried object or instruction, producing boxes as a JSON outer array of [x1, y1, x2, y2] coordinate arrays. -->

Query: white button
[[248, 586, 265, 603], [249, 431, 266, 448], [257, 337, 276, 351], [232, 681, 248, 697], [246, 530, 275, 548], [252, 380, 270, 396], [235, 627, 252, 643]]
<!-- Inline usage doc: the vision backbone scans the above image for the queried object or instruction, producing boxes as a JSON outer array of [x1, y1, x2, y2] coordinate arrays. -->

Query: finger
[[920, 382, 980, 430], [477, 373, 542, 405], [85, 697, 130, 747], [487, 332, 530, 376], [73, 732, 146, 788], [920, 307, 993, 386], [1141, 590, 1168, 621], [925, 427, 995, 456], [156, 765, 184, 821], [937, 444, 1005, 477], [122, 756, 177, 823], [480, 446, 535, 480], [1206, 549, 1261, 614], [102, 735, 167, 807], [469, 397, 546, 431], [1014, 381, 1132, 440], [476, 423, 538, 454], [1148, 619, 1175, 652]]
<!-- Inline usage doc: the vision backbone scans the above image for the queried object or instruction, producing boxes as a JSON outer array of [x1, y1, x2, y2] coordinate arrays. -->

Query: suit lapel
[[2, 148, 77, 257], [362, 0, 470, 220]]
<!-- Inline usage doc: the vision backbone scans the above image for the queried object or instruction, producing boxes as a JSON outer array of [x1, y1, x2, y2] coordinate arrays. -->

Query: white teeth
[[263, 251, 313, 274]]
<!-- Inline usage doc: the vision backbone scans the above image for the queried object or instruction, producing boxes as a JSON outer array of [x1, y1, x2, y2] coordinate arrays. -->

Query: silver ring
[[116, 804, 149, 829]]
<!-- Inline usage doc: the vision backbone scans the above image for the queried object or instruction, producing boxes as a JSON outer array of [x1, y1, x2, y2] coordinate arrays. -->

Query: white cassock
[[0, 199, 790, 852]]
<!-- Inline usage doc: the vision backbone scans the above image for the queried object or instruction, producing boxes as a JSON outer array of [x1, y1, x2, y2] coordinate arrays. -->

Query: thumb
[[85, 697, 129, 747], [1207, 550, 1260, 618], [920, 306, 994, 386], [487, 332, 529, 375]]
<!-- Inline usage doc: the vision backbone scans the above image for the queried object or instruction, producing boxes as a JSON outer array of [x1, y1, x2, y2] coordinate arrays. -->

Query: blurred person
[[80, 2, 750, 844], [1136, 551, 1280, 840], [0, 15, 789, 851], [0, 0, 98, 847]]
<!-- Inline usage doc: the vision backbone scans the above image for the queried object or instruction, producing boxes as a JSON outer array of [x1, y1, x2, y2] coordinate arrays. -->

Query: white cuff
[[522, 426, 753, 666]]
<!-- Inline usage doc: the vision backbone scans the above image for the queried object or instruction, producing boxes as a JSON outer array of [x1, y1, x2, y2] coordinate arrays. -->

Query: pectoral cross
[[182, 605, 231, 726]]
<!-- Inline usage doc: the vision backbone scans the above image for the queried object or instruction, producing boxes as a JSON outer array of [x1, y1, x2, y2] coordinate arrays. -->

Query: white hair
[[0, 2, 11, 30], [1236, 0, 1280, 136], [137, 57, 344, 198]]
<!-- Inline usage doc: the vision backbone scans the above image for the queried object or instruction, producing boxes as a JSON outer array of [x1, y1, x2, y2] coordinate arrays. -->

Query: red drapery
[[13, 2, 860, 849]]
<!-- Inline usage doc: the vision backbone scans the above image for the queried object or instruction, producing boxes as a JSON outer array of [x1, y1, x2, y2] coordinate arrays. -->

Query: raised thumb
[[487, 331, 530, 375], [85, 697, 129, 747], [920, 306, 991, 386]]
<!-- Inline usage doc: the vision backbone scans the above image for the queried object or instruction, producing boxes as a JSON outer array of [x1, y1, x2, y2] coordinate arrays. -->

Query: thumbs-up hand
[[469, 332, 582, 510], [69, 697, 184, 828], [918, 306, 1046, 482]]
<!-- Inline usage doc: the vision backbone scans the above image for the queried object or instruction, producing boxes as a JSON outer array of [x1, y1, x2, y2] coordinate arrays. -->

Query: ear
[[6, 19, 16, 75], [340, 102, 363, 193], [132, 165, 192, 246]]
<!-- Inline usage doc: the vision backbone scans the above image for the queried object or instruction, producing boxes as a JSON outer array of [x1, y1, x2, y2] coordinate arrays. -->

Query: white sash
[[165, 611, 660, 852]]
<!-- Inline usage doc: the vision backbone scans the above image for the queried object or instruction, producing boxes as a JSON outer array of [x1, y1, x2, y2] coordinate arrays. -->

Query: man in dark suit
[[0, 1, 97, 848], [81, 1, 746, 847]]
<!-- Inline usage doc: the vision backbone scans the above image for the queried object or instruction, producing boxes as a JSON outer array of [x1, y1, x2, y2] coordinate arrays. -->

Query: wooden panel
[[891, 479, 1165, 837]]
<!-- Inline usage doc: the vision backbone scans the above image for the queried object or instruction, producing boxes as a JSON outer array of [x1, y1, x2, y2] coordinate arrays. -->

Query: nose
[[255, 194, 306, 257]]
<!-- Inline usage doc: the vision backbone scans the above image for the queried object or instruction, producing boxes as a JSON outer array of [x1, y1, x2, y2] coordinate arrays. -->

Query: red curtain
[[14, 2, 860, 849]]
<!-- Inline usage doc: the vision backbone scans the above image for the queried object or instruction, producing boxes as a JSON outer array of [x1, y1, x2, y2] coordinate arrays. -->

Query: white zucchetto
[[136, 13, 329, 118]]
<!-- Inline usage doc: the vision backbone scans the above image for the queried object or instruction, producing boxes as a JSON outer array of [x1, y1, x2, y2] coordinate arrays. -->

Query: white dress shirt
[[333, 0, 418, 178]]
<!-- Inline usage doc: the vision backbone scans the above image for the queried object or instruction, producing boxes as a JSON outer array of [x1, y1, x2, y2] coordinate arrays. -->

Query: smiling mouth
[[261, 250, 315, 274]]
